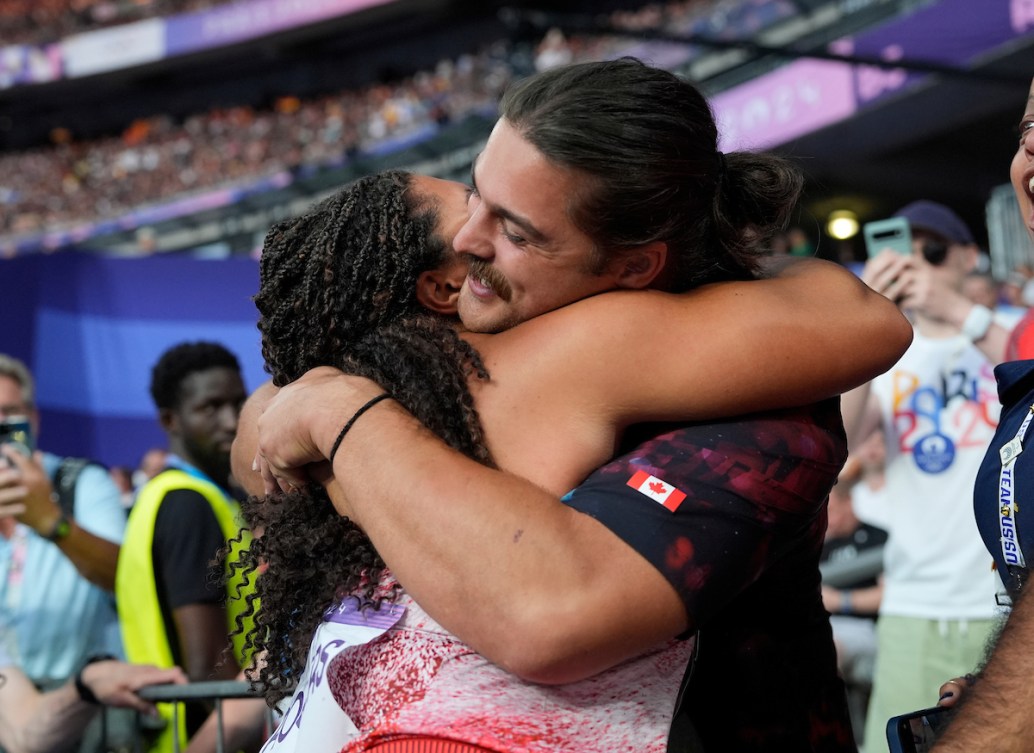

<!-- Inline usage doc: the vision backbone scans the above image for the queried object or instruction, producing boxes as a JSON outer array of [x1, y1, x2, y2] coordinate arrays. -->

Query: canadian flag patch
[[627, 469, 686, 512]]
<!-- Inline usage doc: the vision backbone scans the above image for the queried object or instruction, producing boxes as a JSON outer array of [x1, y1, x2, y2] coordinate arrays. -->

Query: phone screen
[[887, 706, 953, 753], [0, 416, 34, 457], [864, 217, 913, 258]]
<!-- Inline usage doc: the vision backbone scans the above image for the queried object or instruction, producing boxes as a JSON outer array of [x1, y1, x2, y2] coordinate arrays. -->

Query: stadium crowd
[[1, 0, 231, 47], [3, 0, 1034, 751], [0, 0, 797, 246]]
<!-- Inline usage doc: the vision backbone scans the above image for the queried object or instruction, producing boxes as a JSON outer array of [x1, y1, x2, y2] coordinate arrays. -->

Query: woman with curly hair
[[227, 154, 911, 752], [236, 171, 490, 705]]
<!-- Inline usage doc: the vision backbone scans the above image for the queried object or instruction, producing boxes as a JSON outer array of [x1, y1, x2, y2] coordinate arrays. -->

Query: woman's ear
[[416, 268, 464, 315]]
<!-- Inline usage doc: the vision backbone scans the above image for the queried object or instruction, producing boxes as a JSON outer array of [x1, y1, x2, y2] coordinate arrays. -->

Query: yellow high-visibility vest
[[116, 469, 256, 753]]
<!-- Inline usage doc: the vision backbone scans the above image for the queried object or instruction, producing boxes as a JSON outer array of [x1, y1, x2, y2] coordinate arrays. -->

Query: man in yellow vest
[[115, 341, 255, 753]]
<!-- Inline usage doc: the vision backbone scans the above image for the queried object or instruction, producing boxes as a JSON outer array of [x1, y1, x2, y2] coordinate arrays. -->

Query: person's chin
[[457, 290, 491, 329]]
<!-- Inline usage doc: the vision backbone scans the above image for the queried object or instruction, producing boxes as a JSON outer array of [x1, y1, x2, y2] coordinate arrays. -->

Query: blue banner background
[[0, 254, 267, 468]]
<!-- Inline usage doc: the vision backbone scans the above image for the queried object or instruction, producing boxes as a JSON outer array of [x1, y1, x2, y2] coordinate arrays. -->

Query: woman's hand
[[254, 367, 387, 493]]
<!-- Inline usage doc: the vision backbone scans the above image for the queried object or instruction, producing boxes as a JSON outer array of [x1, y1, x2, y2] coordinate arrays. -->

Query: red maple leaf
[[648, 481, 668, 495]]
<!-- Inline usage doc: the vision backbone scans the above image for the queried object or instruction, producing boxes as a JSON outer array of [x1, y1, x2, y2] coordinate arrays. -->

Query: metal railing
[[100, 680, 276, 753]]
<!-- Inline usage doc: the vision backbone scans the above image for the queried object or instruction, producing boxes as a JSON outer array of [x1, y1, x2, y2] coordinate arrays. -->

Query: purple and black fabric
[[563, 398, 855, 752]]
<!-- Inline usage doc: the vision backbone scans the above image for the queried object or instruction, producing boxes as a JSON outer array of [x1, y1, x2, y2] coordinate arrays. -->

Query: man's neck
[[912, 310, 963, 339], [169, 454, 229, 493]]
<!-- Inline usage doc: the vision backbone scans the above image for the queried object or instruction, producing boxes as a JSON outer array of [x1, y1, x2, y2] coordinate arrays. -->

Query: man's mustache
[[464, 257, 514, 302]]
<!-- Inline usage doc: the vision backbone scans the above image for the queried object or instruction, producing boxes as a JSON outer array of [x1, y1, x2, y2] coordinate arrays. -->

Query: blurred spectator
[[786, 226, 814, 257], [133, 447, 169, 489], [845, 429, 889, 531], [820, 432, 889, 748], [1000, 267, 1032, 310], [961, 270, 1000, 310], [0, 353, 129, 751], [115, 342, 255, 753], [0, 650, 186, 753], [108, 465, 135, 509], [963, 270, 1025, 328], [0, 354, 124, 671], [534, 28, 574, 71], [842, 200, 1009, 749]]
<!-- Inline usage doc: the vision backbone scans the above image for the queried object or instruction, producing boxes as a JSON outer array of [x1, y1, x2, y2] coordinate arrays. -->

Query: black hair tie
[[328, 393, 393, 465], [714, 151, 727, 187]]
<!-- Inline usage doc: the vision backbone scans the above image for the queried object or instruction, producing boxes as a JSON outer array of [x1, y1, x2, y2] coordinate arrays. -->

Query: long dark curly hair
[[232, 170, 491, 705]]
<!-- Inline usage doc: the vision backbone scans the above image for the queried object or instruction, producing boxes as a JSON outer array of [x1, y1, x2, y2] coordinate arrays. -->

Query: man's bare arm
[[487, 257, 912, 425], [256, 372, 684, 683], [863, 250, 1007, 365], [252, 259, 910, 682], [173, 604, 239, 683], [40, 519, 119, 592], [932, 591, 1029, 752]]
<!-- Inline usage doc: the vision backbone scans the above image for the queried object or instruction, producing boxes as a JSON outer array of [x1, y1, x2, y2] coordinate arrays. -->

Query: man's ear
[[158, 407, 179, 436], [961, 243, 981, 274], [416, 268, 463, 315], [614, 241, 668, 290]]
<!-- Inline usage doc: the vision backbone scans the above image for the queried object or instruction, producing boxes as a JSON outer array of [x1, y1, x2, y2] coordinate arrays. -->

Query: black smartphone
[[887, 705, 953, 753]]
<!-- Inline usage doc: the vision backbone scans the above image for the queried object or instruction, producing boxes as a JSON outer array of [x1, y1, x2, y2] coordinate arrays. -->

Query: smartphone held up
[[864, 217, 913, 258], [0, 415, 35, 465]]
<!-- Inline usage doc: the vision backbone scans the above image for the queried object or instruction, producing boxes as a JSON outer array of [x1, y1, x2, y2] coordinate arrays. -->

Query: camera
[[0, 415, 35, 458]]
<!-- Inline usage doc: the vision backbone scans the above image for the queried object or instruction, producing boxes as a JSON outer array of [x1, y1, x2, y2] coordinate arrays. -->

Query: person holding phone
[[841, 200, 1014, 748], [0, 354, 126, 674], [0, 353, 129, 752]]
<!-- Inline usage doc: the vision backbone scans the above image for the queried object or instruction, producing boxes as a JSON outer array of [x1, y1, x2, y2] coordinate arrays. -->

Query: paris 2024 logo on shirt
[[891, 365, 1000, 474]]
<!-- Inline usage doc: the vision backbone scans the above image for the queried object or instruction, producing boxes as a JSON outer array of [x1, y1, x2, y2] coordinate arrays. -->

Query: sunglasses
[[920, 238, 950, 266]]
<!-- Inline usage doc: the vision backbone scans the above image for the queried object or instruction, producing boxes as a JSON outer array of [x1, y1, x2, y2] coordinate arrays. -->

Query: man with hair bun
[[256, 59, 914, 752]]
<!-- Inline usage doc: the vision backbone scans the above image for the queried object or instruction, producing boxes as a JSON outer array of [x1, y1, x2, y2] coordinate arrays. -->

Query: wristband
[[839, 590, 853, 615], [327, 393, 393, 465], [74, 654, 117, 704], [44, 513, 72, 542], [962, 304, 993, 342]]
